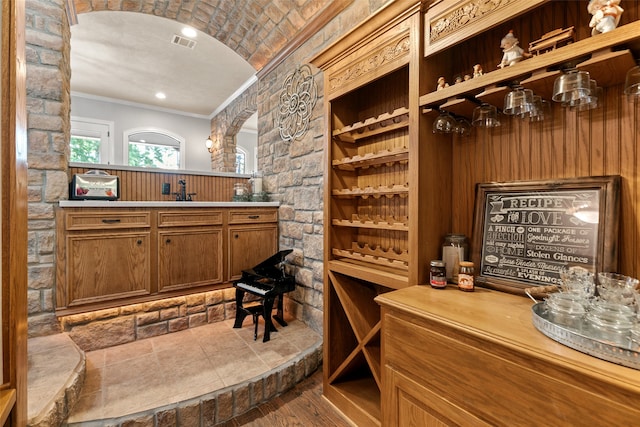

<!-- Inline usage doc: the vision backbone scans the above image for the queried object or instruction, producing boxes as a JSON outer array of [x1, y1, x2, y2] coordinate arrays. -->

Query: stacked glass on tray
[[544, 266, 640, 347]]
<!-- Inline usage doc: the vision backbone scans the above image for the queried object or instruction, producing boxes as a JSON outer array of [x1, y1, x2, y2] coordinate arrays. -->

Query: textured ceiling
[[70, 0, 334, 120]]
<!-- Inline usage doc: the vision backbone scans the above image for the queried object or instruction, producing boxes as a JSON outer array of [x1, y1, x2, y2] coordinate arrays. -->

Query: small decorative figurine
[[464, 74, 472, 81], [454, 75, 463, 84], [498, 30, 527, 69], [437, 76, 449, 91], [473, 64, 483, 78], [588, 0, 623, 35]]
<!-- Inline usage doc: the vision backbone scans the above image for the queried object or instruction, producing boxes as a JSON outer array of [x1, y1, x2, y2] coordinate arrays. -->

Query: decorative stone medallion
[[277, 64, 318, 142]]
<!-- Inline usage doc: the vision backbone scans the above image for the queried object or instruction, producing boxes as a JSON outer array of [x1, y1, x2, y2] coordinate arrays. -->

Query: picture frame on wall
[[471, 175, 621, 295]]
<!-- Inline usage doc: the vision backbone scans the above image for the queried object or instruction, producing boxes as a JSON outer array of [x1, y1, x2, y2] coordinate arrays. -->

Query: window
[[123, 128, 185, 170], [236, 147, 247, 174], [70, 117, 114, 164]]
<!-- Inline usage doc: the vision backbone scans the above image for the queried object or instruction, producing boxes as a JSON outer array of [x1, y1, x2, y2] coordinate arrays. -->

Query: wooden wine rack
[[332, 107, 409, 143]]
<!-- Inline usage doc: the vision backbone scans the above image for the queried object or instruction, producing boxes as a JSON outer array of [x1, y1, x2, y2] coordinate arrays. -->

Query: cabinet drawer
[[157, 210, 223, 227], [65, 211, 151, 230], [227, 209, 278, 224]]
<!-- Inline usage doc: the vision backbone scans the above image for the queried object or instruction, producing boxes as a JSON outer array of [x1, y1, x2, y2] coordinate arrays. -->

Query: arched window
[[236, 146, 247, 174], [123, 128, 185, 169]]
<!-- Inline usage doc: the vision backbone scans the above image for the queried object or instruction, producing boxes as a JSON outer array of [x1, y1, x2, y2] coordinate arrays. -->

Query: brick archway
[[210, 84, 258, 172], [72, 0, 333, 71]]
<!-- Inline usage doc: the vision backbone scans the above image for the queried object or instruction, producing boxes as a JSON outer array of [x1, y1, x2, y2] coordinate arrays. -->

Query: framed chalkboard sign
[[471, 176, 620, 294]]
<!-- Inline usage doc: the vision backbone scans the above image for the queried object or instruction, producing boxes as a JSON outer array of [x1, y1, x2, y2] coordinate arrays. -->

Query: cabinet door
[[158, 227, 223, 292], [228, 225, 278, 281], [66, 232, 151, 306], [384, 367, 490, 427]]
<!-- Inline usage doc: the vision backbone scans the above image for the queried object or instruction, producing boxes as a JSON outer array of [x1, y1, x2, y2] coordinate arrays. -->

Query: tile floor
[[28, 316, 321, 425]]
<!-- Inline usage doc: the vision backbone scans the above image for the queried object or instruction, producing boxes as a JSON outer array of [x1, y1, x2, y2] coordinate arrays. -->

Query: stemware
[[472, 103, 500, 127], [432, 111, 456, 134], [624, 65, 640, 98], [454, 118, 472, 137], [503, 87, 534, 116], [552, 70, 592, 104]]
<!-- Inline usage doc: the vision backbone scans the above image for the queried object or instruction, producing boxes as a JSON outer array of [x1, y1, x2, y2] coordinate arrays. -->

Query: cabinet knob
[[166, 238, 171, 244], [234, 234, 239, 239], [137, 240, 142, 245]]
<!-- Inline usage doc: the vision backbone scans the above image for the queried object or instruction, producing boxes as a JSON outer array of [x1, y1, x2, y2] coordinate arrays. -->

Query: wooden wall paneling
[[619, 94, 638, 278], [588, 88, 606, 177], [539, 110, 554, 179], [516, 118, 532, 180], [69, 166, 245, 201], [497, 125, 511, 182], [456, 135, 481, 238], [549, 105, 565, 178], [577, 110, 592, 174]]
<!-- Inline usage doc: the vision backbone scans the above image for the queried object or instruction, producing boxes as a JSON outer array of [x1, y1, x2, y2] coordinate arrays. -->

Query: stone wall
[[59, 288, 237, 351], [24, 0, 389, 339], [210, 83, 258, 172], [244, 1, 389, 334], [25, 0, 71, 336]]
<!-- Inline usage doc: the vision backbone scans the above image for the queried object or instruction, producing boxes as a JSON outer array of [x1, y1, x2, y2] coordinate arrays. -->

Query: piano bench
[[242, 302, 264, 341]]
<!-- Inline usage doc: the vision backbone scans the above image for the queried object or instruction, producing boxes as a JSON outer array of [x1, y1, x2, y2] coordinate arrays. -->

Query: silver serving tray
[[531, 302, 640, 370]]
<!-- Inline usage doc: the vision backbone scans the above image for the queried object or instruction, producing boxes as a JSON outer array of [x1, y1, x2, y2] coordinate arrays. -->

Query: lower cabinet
[[377, 286, 640, 427], [227, 208, 279, 281], [158, 228, 223, 292], [157, 209, 224, 292], [56, 206, 278, 314], [66, 231, 151, 306], [384, 367, 488, 427]]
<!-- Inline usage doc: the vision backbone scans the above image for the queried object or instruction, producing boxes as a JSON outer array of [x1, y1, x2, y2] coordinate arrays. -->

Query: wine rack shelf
[[332, 242, 409, 271], [332, 107, 409, 143], [332, 215, 409, 231], [332, 184, 409, 199], [332, 147, 409, 170]]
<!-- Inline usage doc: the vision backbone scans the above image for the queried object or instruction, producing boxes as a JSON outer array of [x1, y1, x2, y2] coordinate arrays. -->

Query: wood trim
[[309, 0, 422, 70], [2, 0, 28, 424], [257, 0, 353, 78], [0, 389, 16, 426]]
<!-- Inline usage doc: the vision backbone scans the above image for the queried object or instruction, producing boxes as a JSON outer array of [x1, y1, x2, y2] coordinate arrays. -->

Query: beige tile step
[[27, 318, 322, 426]]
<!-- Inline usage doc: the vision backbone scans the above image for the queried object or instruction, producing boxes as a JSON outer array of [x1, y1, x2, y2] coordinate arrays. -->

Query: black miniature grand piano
[[233, 249, 295, 342]]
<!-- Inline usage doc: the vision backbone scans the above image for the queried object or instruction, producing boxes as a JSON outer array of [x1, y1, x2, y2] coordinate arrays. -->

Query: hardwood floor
[[220, 368, 354, 426]]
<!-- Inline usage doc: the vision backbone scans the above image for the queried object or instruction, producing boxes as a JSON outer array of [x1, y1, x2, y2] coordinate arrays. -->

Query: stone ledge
[[27, 334, 86, 427], [64, 343, 323, 426]]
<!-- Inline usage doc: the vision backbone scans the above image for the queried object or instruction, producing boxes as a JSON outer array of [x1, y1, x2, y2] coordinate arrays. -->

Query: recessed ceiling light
[[155, 92, 166, 100], [181, 27, 197, 38]]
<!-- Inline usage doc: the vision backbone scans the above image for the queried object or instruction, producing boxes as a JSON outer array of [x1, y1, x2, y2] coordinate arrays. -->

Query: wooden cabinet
[[227, 208, 278, 281], [58, 209, 152, 308], [314, 0, 640, 425], [377, 286, 640, 426], [157, 210, 223, 292], [311, 1, 456, 424], [56, 205, 278, 315]]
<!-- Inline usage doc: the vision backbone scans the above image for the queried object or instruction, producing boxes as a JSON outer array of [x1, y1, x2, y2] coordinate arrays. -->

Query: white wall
[[237, 129, 257, 173], [71, 95, 259, 173], [71, 95, 214, 171]]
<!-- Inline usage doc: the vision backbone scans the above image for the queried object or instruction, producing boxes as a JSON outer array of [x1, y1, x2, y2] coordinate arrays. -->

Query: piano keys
[[233, 249, 295, 342]]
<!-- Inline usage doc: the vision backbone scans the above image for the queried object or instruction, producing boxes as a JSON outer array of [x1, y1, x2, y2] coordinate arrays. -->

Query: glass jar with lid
[[442, 234, 468, 283], [429, 260, 447, 289], [458, 261, 475, 292]]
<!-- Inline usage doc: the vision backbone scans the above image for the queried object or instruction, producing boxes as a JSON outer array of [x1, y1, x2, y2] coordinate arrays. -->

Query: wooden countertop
[[376, 285, 640, 390]]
